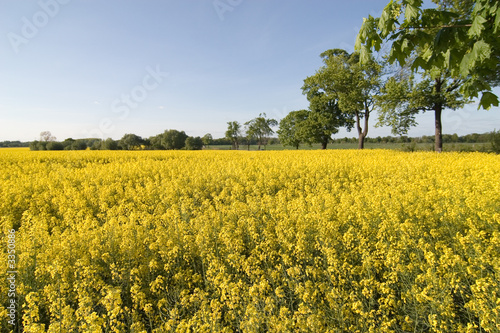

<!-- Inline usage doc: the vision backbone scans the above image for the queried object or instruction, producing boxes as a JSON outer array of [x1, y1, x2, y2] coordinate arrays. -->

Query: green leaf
[[378, 1, 397, 36], [433, 27, 453, 53], [460, 40, 492, 76], [459, 53, 472, 77], [377, 2, 391, 32], [354, 34, 362, 51], [468, 14, 487, 37], [479, 91, 499, 110], [411, 57, 428, 71], [405, 4, 419, 21], [472, 39, 492, 62]]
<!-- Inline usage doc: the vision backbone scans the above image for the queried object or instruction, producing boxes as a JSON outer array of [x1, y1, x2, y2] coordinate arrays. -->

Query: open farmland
[[1, 149, 499, 332]]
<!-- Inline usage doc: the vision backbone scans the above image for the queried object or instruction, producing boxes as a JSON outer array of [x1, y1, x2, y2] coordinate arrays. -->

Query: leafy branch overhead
[[356, 0, 500, 109]]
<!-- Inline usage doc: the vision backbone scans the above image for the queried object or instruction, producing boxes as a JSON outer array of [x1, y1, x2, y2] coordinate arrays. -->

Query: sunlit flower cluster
[[1, 149, 499, 332]]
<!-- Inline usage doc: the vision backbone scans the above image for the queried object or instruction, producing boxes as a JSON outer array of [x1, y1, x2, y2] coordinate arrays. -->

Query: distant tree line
[[331, 132, 497, 145], [28, 130, 207, 151], [0, 141, 29, 147], [25, 130, 498, 151]]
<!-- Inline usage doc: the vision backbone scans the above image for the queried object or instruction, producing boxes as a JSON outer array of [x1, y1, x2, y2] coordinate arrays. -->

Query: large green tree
[[377, 68, 468, 151], [302, 49, 382, 149], [202, 133, 213, 148], [277, 110, 309, 149], [244, 113, 278, 150], [356, 0, 500, 109]]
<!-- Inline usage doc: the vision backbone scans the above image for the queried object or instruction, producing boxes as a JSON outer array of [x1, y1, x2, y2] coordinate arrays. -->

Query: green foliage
[[491, 129, 500, 154], [29, 140, 46, 151], [377, 71, 467, 136], [299, 109, 342, 149], [119, 133, 144, 150], [225, 121, 241, 150], [161, 129, 188, 150], [302, 49, 383, 149], [148, 133, 164, 150], [376, 77, 419, 135], [185, 136, 203, 150], [244, 113, 278, 150], [102, 138, 119, 150], [60, 138, 89, 150], [46, 141, 64, 150], [0, 140, 29, 148], [356, 0, 500, 109], [277, 110, 309, 149], [202, 133, 213, 148]]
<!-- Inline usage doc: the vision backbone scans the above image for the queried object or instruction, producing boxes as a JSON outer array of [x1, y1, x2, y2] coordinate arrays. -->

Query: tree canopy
[[302, 49, 382, 149], [376, 69, 468, 151], [119, 133, 144, 150], [356, 0, 500, 109], [225, 121, 241, 150], [185, 136, 203, 150], [277, 110, 309, 149], [244, 113, 278, 150]]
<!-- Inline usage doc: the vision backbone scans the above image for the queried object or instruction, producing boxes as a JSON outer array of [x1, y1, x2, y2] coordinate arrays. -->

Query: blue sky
[[1, 0, 499, 142]]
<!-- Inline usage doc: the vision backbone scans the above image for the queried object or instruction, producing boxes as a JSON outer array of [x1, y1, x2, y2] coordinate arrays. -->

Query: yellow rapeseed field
[[1, 149, 499, 332]]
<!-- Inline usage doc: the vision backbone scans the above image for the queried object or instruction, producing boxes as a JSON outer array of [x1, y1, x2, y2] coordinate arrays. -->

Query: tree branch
[[397, 24, 472, 31], [446, 79, 462, 93]]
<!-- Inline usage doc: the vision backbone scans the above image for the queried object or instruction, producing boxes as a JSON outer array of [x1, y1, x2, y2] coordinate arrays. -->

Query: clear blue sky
[[1, 0, 499, 142]]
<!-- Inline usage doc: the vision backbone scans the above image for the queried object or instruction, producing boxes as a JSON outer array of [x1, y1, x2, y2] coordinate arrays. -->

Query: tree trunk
[[435, 105, 443, 153], [358, 135, 365, 149], [356, 109, 370, 150], [434, 78, 443, 153], [321, 141, 327, 149]]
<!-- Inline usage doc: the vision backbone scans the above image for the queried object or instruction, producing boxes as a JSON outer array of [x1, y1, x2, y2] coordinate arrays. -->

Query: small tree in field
[[225, 121, 241, 150], [40, 131, 56, 142], [202, 133, 213, 148], [244, 113, 278, 150]]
